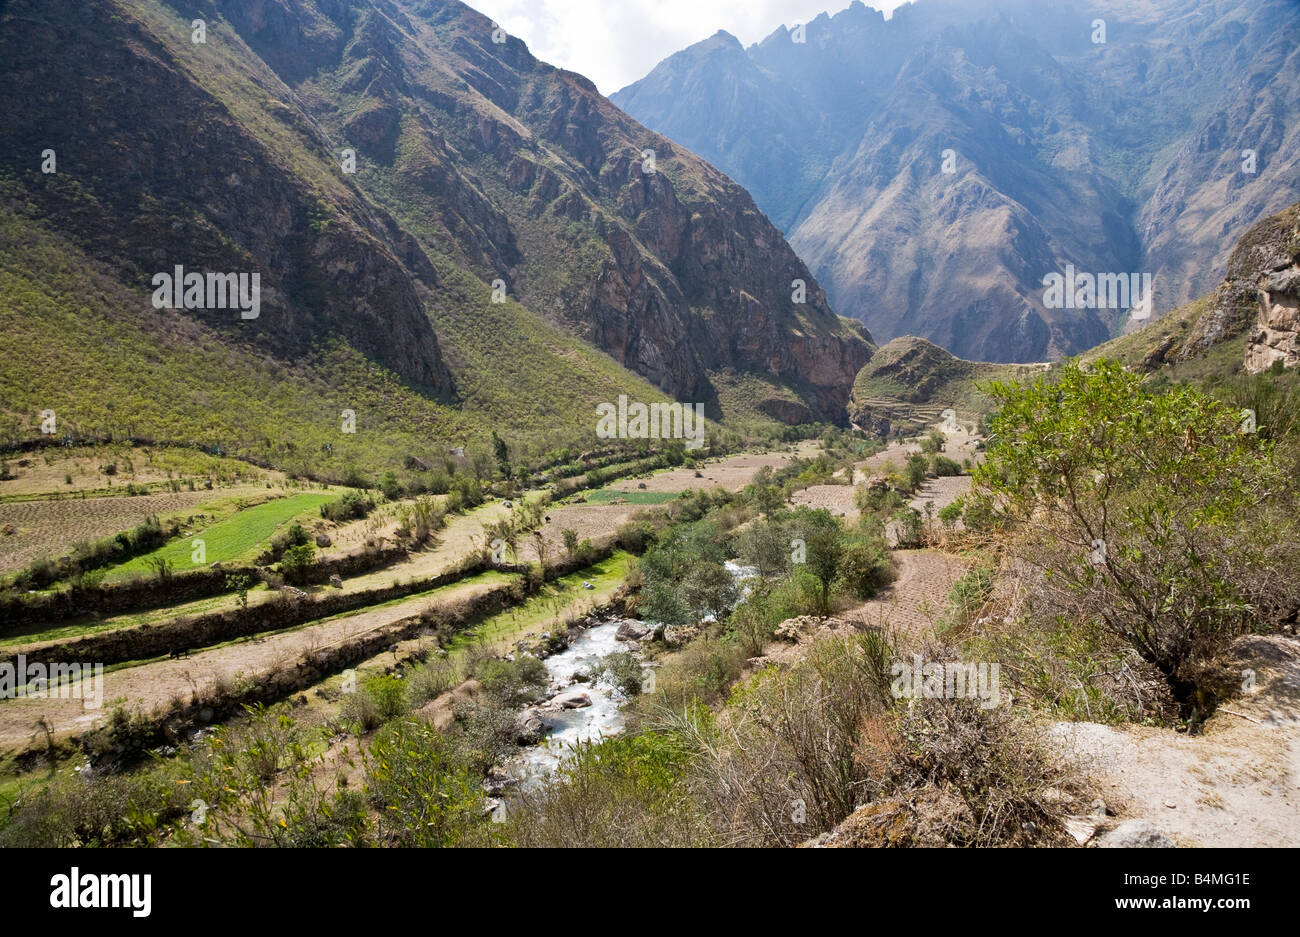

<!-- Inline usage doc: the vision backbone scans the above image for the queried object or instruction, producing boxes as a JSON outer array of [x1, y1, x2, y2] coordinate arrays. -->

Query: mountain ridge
[[613, 0, 1300, 364], [0, 0, 874, 478]]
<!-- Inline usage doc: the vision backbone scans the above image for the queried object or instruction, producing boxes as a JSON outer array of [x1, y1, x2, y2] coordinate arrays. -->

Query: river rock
[[615, 620, 651, 642], [1097, 820, 1175, 848], [549, 690, 593, 710], [514, 710, 549, 746]]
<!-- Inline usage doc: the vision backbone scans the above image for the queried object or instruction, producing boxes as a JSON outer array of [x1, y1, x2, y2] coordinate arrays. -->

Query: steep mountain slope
[[0, 0, 871, 476], [614, 0, 1300, 363], [1085, 200, 1300, 378]]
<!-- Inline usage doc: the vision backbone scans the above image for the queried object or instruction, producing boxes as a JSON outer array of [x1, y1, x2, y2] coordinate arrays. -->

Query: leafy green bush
[[506, 732, 706, 848], [594, 651, 645, 697], [341, 674, 408, 733], [278, 542, 316, 585], [363, 720, 485, 848], [320, 490, 374, 523], [936, 565, 994, 635], [971, 359, 1300, 708], [837, 535, 895, 600], [928, 454, 963, 477], [473, 656, 549, 708]]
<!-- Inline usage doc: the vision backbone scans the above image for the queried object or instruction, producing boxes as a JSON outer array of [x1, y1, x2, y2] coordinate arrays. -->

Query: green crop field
[[105, 492, 338, 581], [446, 552, 633, 654], [583, 489, 682, 505]]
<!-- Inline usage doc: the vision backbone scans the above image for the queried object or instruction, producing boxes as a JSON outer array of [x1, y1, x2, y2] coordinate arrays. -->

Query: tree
[[561, 528, 580, 559], [491, 431, 511, 479], [532, 531, 550, 576], [806, 527, 844, 615], [734, 520, 791, 580], [280, 542, 317, 585], [970, 359, 1300, 706], [226, 574, 254, 610]]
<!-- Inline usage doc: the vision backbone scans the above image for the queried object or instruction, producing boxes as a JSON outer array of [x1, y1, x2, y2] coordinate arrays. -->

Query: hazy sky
[[471, 0, 909, 95]]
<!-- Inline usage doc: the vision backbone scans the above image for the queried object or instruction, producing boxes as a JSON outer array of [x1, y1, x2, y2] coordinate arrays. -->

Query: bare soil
[[1050, 635, 1300, 847]]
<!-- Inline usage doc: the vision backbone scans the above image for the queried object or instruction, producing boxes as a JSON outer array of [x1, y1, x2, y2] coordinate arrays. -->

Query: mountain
[[848, 336, 1041, 436], [613, 0, 1300, 364], [1085, 200, 1300, 378], [0, 0, 871, 478]]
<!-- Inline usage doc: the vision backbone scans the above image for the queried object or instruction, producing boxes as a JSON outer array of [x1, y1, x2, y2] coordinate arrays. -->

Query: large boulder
[[615, 620, 652, 642], [514, 709, 549, 745], [548, 690, 593, 710]]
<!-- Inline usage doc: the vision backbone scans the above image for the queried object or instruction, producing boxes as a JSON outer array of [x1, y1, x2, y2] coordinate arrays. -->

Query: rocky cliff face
[[1093, 202, 1300, 375], [1172, 203, 1300, 372], [1242, 211, 1300, 373], [614, 0, 1300, 364], [0, 0, 871, 426]]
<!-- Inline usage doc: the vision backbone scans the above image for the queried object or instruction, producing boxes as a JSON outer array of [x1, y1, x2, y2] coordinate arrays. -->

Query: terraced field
[[0, 570, 522, 747], [0, 487, 273, 575], [103, 492, 338, 581]]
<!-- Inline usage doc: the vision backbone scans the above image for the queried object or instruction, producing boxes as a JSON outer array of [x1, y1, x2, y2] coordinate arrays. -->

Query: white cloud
[[470, 0, 908, 95]]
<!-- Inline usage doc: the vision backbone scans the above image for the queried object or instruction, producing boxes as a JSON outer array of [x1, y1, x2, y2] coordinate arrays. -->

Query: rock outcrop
[[1246, 263, 1300, 374]]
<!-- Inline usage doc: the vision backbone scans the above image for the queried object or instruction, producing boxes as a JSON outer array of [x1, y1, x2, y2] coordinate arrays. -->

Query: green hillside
[[849, 337, 1041, 435], [0, 200, 676, 479]]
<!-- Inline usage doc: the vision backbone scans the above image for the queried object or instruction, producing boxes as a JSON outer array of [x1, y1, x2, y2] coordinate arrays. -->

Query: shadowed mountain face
[[0, 0, 871, 434], [613, 0, 1300, 363]]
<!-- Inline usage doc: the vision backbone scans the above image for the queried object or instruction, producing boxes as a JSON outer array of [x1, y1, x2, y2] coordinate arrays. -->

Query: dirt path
[[1049, 636, 1300, 847], [844, 550, 971, 646], [0, 576, 512, 749]]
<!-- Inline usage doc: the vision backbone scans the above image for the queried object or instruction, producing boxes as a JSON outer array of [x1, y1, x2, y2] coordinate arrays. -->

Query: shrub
[[341, 465, 370, 489], [594, 651, 645, 697], [936, 565, 994, 635], [928, 455, 963, 477], [341, 675, 408, 733], [363, 720, 484, 848], [971, 359, 1300, 709], [616, 520, 657, 554], [268, 522, 311, 559], [837, 535, 894, 600], [320, 491, 374, 523], [278, 542, 317, 585], [727, 572, 821, 656], [506, 732, 707, 848], [891, 508, 923, 549], [473, 656, 549, 708], [561, 528, 580, 558], [573, 538, 598, 566]]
